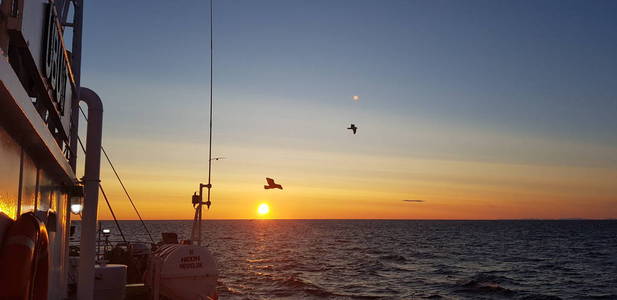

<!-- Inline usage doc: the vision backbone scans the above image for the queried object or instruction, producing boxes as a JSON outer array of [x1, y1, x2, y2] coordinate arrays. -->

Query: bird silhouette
[[347, 124, 357, 134], [264, 178, 283, 190]]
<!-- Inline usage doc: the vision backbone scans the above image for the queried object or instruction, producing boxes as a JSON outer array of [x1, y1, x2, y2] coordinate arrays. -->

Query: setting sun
[[257, 203, 270, 216]]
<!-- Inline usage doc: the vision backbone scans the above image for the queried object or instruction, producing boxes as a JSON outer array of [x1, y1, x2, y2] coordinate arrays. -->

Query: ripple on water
[[92, 219, 617, 299], [454, 273, 518, 297]]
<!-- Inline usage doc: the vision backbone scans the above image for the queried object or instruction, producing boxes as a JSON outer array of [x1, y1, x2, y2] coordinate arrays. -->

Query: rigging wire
[[76, 136, 127, 244], [78, 106, 155, 243]]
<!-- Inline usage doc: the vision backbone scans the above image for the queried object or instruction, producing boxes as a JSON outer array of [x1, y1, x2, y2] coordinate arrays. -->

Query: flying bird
[[403, 199, 425, 203], [264, 178, 283, 190], [347, 124, 357, 134]]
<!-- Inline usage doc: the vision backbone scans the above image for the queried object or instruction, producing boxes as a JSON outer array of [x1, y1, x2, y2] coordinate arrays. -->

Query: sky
[[77, 0, 617, 220]]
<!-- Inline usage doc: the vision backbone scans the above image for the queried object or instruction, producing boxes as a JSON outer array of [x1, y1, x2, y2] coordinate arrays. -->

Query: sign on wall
[[43, 4, 69, 115]]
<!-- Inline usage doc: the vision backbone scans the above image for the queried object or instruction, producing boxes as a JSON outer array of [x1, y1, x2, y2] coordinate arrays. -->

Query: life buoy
[[32, 221, 49, 300], [0, 212, 49, 300], [208, 292, 219, 300]]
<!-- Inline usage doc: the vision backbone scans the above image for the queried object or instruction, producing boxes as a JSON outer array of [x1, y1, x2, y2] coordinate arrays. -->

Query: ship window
[[20, 155, 37, 214], [37, 170, 52, 213]]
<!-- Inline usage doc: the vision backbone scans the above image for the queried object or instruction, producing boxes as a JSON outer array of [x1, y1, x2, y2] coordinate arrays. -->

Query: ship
[[0, 1, 218, 299]]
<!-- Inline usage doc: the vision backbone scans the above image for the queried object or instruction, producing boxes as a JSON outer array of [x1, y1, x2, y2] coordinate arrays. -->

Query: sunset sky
[[78, 0, 617, 220]]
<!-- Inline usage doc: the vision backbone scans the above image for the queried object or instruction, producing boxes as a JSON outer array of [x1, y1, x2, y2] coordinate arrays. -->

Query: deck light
[[70, 203, 82, 214], [70, 185, 84, 214]]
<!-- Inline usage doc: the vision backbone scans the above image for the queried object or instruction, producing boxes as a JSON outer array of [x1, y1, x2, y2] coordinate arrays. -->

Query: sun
[[257, 203, 270, 216]]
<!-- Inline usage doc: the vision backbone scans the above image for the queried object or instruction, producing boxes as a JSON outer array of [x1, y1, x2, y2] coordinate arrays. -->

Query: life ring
[[32, 221, 49, 300], [208, 292, 219, 300], [0, 212, 49, 300]]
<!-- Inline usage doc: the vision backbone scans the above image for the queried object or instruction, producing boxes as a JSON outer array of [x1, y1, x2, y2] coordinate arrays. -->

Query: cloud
[[403, 199, 425, 203]]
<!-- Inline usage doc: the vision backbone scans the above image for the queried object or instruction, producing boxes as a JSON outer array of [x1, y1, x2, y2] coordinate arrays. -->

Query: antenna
[[197, 0, 215, 246]]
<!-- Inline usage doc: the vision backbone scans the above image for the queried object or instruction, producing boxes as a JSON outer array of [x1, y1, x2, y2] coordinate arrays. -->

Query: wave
[[583, 295, 617, 300], [455, 273, 517, 297], [379, 254, 407, 263], [276, 275, 339, 298], [519, 294, 562, 300], [98, 219, 617, 298], [409, 250, 440, 259]]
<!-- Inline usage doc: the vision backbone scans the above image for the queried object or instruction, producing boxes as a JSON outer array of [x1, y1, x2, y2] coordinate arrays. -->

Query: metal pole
[[69, 0, 83, 171], [96, 221, 101, 260], [77, 87, 104, 300], [200, 0, 214, 248], [198, 185, 203, 246]]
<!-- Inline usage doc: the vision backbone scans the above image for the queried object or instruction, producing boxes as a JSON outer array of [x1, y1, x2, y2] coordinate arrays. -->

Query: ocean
[[81, 220, 617, 299]]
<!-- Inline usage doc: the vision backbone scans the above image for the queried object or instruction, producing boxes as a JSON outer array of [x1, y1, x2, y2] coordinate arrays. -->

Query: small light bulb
[[70, 203, 82, 214]]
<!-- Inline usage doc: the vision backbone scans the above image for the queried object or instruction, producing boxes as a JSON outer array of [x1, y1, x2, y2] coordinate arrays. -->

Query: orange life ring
[[0, 212, 49, 300], [207, 293, 218, 300], [32, 220, 49, 300]]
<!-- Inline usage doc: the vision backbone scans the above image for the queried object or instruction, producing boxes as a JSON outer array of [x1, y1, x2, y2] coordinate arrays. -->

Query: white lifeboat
[[145, 244, 218, 300]]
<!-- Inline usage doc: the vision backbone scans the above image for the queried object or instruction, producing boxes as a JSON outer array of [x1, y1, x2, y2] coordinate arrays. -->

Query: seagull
[[347, 124, 357, 134], [264, 178, 283, 190]]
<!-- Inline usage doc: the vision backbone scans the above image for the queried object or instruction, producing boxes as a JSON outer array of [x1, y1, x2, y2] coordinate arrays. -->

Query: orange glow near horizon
[[89, 136, 617, 221]]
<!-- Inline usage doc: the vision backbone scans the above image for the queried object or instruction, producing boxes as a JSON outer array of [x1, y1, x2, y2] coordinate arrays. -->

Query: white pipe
[[77, 87, 104, 300]]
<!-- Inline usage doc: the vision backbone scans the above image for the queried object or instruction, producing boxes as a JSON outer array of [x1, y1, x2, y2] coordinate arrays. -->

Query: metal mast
[[194, 0, 214, 246]]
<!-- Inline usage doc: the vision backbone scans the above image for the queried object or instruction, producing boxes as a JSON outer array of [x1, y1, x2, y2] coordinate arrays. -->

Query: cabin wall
[[1, 0, 82, 298], [0, 126, 20, 219], [0, 123, 70, 299]]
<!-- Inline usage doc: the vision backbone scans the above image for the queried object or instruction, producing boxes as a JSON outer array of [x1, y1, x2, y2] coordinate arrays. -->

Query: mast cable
[[98, 185, 127, 243], [78, 107, 155, 243], [76, 136, 127, 244]]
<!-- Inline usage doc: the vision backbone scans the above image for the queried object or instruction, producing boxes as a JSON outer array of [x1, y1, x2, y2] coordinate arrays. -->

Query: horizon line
[[91, 218, 617, 221]]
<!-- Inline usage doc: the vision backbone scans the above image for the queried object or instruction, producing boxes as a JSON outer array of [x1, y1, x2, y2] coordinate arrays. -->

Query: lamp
[[70, 185, 84, 215]]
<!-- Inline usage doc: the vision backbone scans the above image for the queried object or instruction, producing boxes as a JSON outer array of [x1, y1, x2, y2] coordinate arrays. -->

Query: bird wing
[[266, 178, 275, 185], [352, 128, 357, 134]]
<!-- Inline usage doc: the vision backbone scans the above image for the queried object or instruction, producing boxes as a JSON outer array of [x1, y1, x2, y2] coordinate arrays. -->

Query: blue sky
[[82, 0, 617, 142], [77, 0, 617, 219]]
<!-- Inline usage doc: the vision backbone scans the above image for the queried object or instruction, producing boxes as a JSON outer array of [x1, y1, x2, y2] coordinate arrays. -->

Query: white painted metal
[[1, 1, 91, 299], [93, 264, 127, 300], [131, 242, 151, 256], [77, 87, 104, 300], [145, 244, 218, 300], [0, 57, 77, 185]]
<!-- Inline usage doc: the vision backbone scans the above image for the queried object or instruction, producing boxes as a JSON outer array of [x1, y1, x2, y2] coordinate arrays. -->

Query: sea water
[[76, 220, 617, 299]]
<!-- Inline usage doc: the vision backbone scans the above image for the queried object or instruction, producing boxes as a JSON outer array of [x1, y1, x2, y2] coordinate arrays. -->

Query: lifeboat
[[144, 244, 218, 300]]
